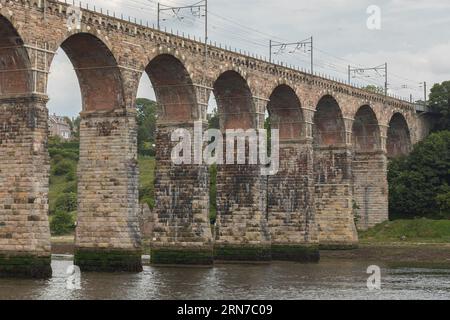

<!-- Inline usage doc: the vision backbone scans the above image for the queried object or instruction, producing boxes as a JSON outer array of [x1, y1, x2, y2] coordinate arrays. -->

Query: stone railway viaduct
[[0, 0, 430, 277]]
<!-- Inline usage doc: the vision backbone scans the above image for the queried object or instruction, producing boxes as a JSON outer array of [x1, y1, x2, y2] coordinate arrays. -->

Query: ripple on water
[[0, 258, 449, 300]]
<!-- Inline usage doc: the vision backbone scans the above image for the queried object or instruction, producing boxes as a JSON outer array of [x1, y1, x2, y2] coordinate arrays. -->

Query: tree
[[429, 81, 450, 131], [363, 85, 385, 95], [388, 131, 450, 219], [208, 108, 220, 129], [136, 98, 157, 156], [72, 116, 81, 138]]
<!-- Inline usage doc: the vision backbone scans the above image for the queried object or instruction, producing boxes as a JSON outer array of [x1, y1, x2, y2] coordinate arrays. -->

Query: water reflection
[[0, 258, 449, 300]]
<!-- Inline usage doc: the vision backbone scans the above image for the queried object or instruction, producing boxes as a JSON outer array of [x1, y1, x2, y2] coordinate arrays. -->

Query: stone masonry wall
[[314, 147, 358, 247], [268, 141, 319, 259], [215, 159, 271, 261], [352, 151, 388, 230], [0, 95, 52, 277], [75, 110, 142, 271], [151, 123, 213, 265]]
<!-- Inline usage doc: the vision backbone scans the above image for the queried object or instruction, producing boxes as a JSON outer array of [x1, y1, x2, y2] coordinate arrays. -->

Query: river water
[[0, 257, 449, 300]]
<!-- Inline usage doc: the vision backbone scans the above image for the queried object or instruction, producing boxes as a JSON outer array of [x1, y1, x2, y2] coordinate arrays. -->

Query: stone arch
[[213, 70, 255, 130], [0, 15, 32, 95], [145, 54, 198, 122], [267, 84, 303, 140], [352, 105, 381, 152], [313, 95, 345, 146], [387, 112, 412, 158], [51, 33, 124, 112]]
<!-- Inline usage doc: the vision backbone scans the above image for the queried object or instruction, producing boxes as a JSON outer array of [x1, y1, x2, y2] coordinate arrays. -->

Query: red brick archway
[[268, 84, 303, 140], [387, 113, 412, 158], [0, 15, 32, 95], [352, 105, 381, 152], [146, 54, 197, 122], [313, 95, 345, 147], [56, 33, 124, 112], [213, 70, 254, 130]]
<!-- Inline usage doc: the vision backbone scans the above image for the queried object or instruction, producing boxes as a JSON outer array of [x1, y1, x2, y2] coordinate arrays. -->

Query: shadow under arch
[[267, 84, 303, 140], [387, 112, 412, 158], [352, 105, 381, 152], [51, 32, 124, 112], [145, 54, 198, 122], [313, 95, 346, 147], [0, 15, 33, 95], [213, 70, 255, 130]]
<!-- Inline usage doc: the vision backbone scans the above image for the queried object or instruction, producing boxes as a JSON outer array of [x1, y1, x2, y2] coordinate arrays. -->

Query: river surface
[[0, 256, 449, 300]]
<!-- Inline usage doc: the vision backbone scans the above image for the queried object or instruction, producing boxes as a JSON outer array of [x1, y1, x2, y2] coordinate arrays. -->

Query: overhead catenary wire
[[57, 0, 422, 102]]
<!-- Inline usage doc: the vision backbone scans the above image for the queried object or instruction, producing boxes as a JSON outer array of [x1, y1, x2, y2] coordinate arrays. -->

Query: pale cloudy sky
[[47, 0, 450, 117]]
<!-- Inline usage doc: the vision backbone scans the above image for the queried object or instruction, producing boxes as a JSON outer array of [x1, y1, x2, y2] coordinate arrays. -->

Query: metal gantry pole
[[424, 81, 427, 106], [310, 36, 314, 74], [385, 62, 388, 96], [157, 2, 160, 30], [269, 40, 272, 63]]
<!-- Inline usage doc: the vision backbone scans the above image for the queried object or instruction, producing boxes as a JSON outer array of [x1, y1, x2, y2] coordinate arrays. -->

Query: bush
[[139, 184, 154, 209], [63, 181, 78, 194], [50, 211, 76, 236], [55, 193, 77, 213], [388, 131, 450, 219], [52, 159, 75, 176]]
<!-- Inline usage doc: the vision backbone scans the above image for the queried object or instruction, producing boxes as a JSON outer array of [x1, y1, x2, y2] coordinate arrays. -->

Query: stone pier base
[[75, 110, 142, 272], [0, 254, 52, 278], [353, 151, 389, 230], [268, 141, 320, 262], [314, 147, 358, 248], [214, 244, 272, 262], [150, 247, 214, 265], [0, 95, 52, 278], [151, 123, 213, 265], [74, 249, 142, 272], [215, 162, 271, 262]]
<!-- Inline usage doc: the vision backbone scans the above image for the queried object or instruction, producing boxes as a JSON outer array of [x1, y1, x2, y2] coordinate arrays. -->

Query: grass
[[359, 219, 450, 244], [138, 156, 156, 209]]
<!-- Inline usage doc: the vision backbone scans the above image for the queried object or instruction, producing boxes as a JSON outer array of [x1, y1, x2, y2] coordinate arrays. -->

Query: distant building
[[49, 114, 71, 140]]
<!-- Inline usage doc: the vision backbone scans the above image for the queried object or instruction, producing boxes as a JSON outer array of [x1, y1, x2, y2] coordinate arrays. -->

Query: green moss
[[0, 254, 52, 278], [319, 244, 359, 250], [271, 245, 320, 262], [214, 244, 272, 262], [151, 247, 214, 265], [74, 249, 143, 272]]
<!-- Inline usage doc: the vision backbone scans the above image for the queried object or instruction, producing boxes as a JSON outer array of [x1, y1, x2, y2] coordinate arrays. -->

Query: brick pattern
[[314, 147, 358, 247], [215, 162, 271, 256], [352, 151, 388, 230], [152, 124, 213, 250], [75, 110, 141, 255], [0, 95, 51, 277], [268, 142, 318, 245]]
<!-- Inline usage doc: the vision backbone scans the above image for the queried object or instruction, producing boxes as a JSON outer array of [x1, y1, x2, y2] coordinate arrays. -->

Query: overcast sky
[[47, 0, 450, 117]]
